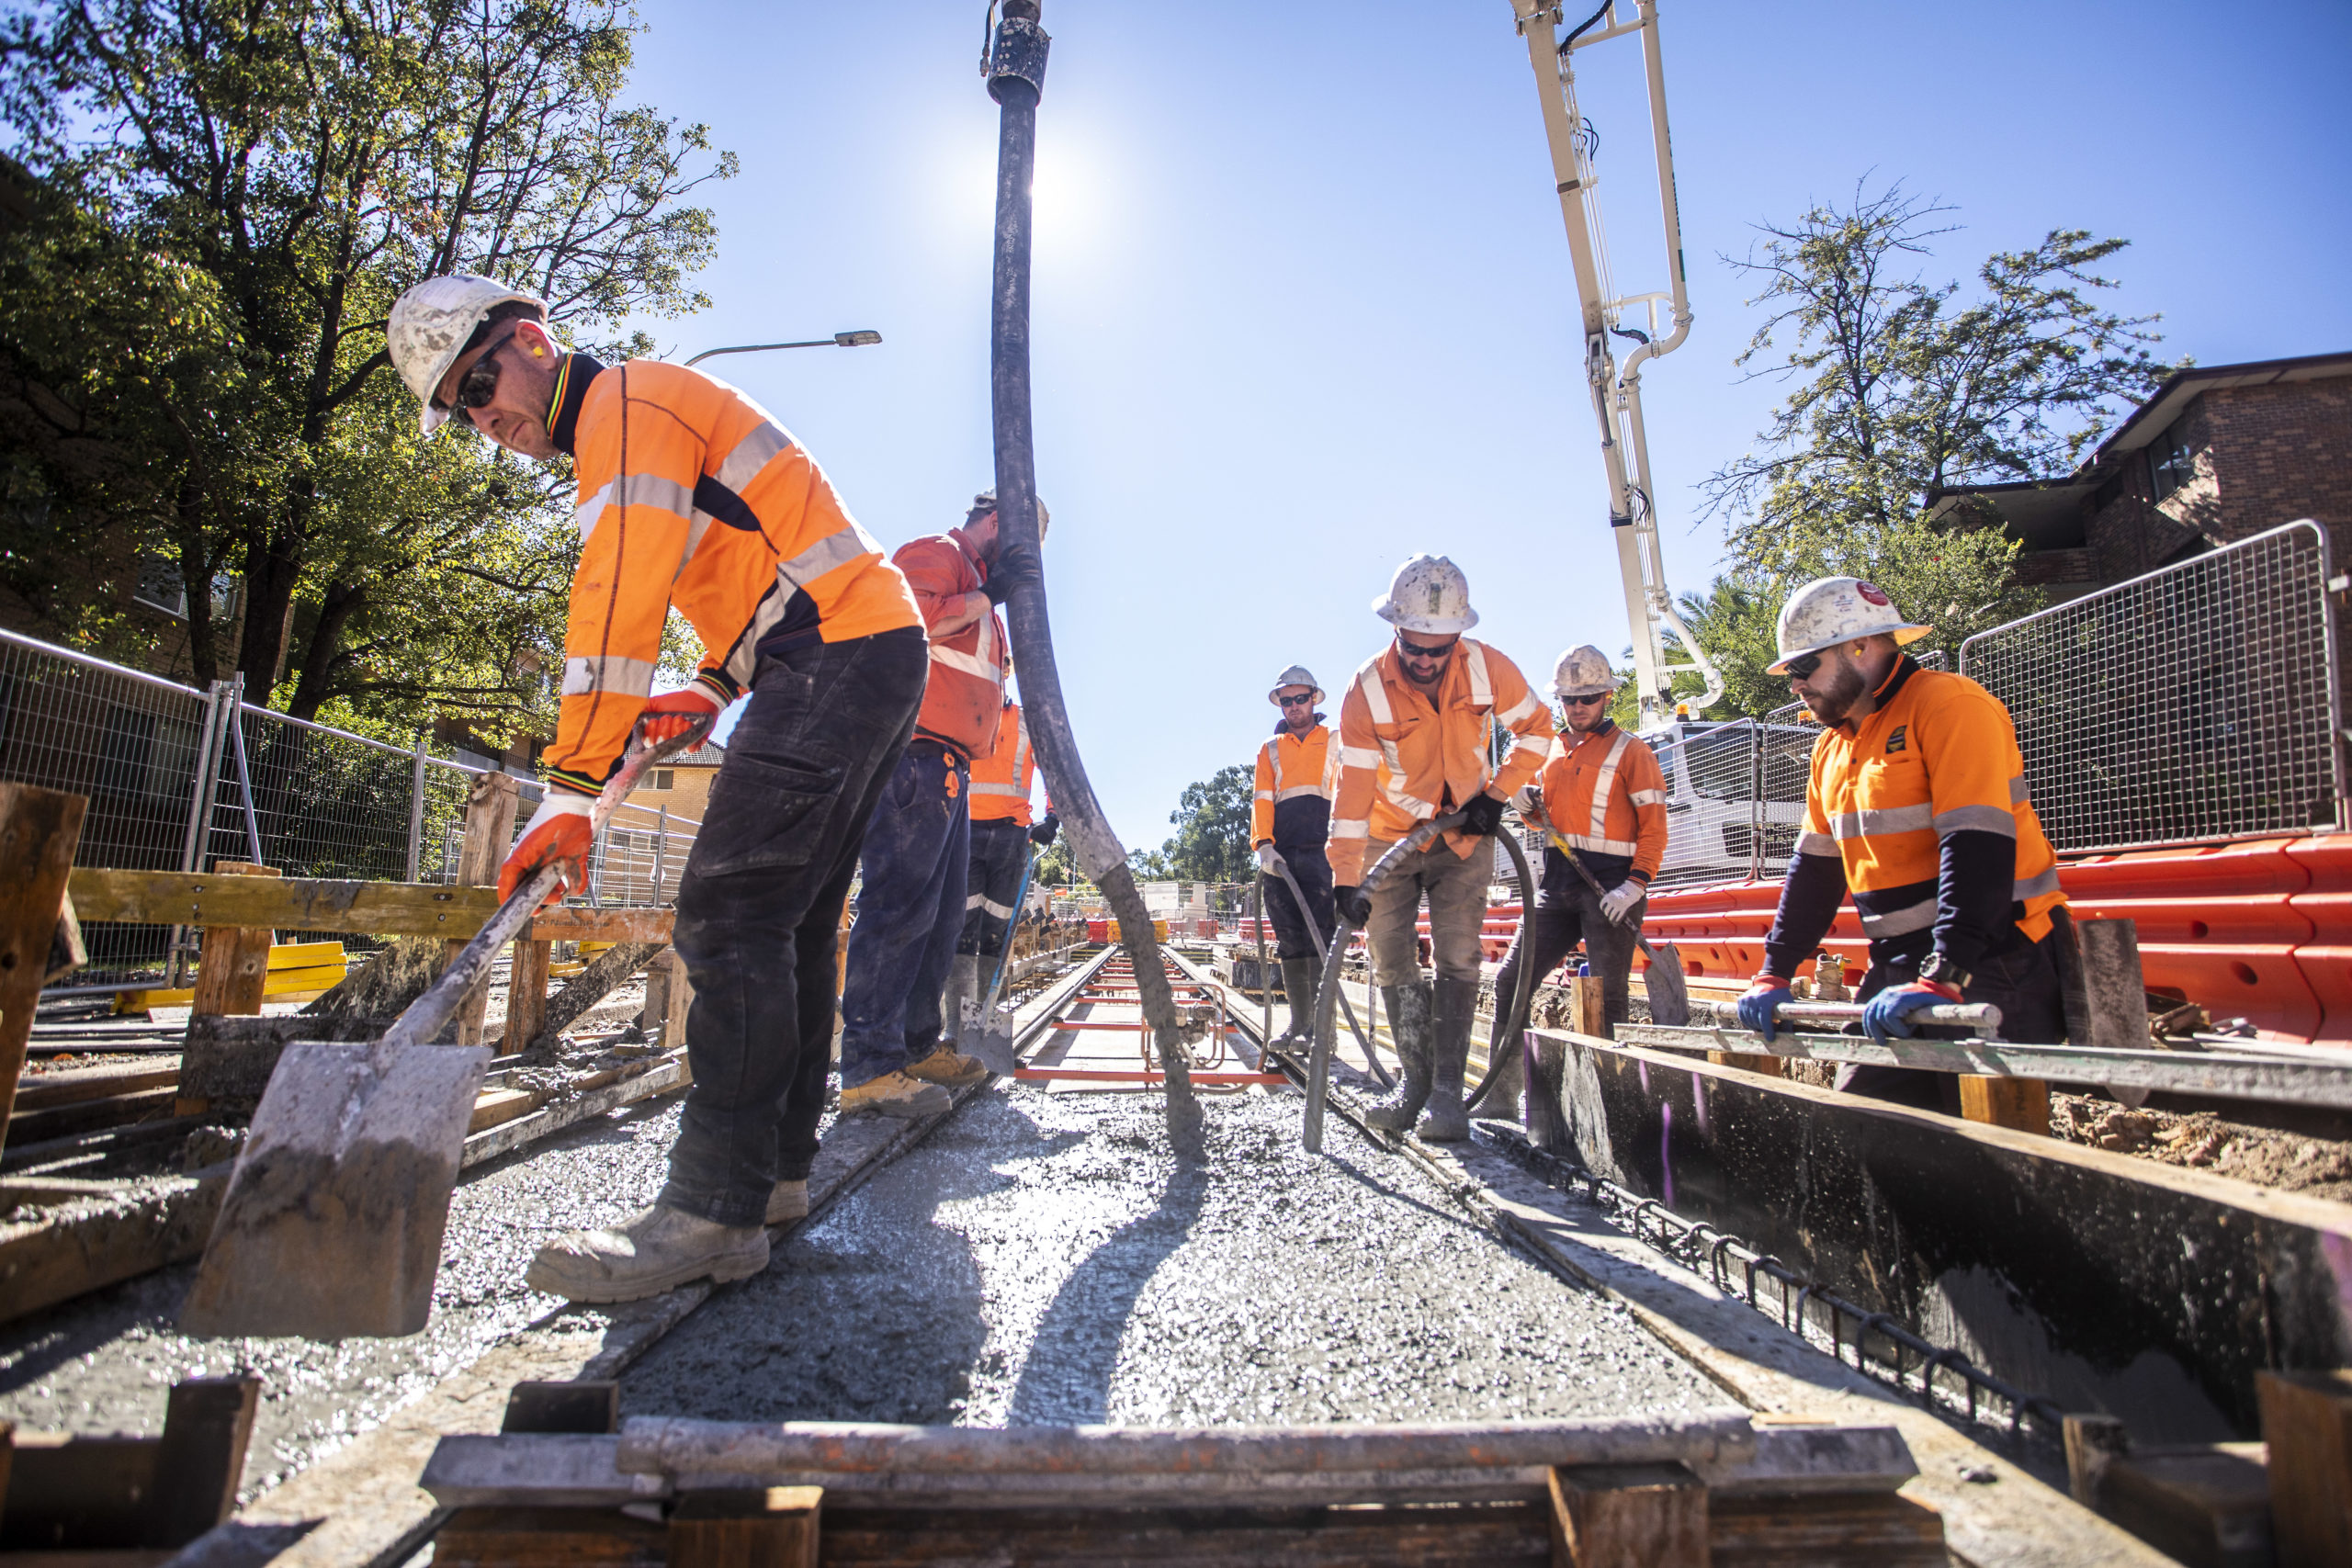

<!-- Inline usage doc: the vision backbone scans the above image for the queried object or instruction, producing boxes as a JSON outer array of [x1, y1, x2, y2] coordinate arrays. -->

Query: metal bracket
[[987, 15, 1050, 100]]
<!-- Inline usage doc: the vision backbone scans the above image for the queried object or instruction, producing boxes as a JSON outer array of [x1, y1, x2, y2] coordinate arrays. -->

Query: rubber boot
[[1362, 980, 1434, 1132], [1416, 976, 1480, 1143], [1279, 953, 1322, 1043]]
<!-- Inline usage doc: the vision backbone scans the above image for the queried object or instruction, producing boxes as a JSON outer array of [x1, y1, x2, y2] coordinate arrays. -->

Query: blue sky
[[624, 0, 2352, 849]]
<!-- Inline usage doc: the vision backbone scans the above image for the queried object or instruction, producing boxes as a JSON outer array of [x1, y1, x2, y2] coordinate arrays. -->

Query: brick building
[[1927, 350, 2352, 600]]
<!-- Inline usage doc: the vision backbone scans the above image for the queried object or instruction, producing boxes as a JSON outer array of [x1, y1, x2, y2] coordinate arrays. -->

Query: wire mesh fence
[[1961, 520, 2346, 853]]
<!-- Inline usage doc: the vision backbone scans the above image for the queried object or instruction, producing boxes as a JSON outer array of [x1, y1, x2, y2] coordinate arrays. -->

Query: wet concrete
[[0, 1094, 689, 1501], [621, 1086, 1720, 1427]]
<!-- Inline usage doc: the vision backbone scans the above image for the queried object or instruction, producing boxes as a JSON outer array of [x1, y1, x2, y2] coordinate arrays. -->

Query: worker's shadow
[[1005, 1159, 1208, 1425]]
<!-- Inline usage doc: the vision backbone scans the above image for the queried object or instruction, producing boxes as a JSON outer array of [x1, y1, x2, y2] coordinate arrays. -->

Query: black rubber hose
[[1464, 822, 1541, 1113], [985, 2, 1202, 1153], [1268, 855, 1391, 1090]]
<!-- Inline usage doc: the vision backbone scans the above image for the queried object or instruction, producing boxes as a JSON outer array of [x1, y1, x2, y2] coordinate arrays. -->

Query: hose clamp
[[988, 16, 1051, 101]]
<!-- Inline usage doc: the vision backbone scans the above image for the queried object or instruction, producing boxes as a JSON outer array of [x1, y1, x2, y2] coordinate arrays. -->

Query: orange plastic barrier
[[2288, 836, 2352, 1043]]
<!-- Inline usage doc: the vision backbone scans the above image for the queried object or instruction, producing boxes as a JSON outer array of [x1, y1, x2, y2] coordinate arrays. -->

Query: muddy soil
[[621, 1086, 1719, 1427], [0, 1095, 690, 1503], [2050, 1093, 2352, 1201]]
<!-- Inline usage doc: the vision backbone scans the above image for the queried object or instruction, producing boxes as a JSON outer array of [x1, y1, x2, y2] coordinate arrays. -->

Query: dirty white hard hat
[[1373, 555, 1478, 634], [970, 490, 1051, 539], [1268, 665, 1324, 705], [388, 274, 548, 434], [1770, 576, 1932, 673], [1549, 645, 1618, 699]]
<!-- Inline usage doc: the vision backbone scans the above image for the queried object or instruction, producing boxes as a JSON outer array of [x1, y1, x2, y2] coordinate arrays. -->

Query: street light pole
[[685, 330, 882, 367]]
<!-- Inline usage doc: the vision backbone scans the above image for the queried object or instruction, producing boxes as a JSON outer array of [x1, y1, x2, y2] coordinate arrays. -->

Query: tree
[[1687, 183, 2176, 705], [1136, 763, 1254, 884], [0, 0, 730, 736]]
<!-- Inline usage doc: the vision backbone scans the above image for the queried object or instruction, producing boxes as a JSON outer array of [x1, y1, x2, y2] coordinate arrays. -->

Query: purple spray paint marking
[[1692, 1076, 1710, 1137], [1659, 1100, 1675, 1208], [2323, 1230, 2352, 1342]]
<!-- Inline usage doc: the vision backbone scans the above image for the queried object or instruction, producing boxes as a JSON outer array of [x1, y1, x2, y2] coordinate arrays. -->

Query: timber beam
[[65, 869, 673, 944]]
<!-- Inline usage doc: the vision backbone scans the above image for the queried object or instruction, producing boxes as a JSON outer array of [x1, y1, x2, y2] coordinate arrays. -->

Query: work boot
[[524, 1204, 769, 1303], [839, 1069, 954, 1118], [943, 953, 980, 1041], [905, 1042, 990, 1088], [1279, 954, 1322, 1043], [766, 1179, 808, 1226], [1416, 976, 1481, 1143], [1362, 981, 1434, 1132]]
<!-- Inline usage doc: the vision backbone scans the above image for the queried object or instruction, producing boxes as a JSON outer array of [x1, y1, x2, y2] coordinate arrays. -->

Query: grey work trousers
[[1362, 834, 1494, 986]]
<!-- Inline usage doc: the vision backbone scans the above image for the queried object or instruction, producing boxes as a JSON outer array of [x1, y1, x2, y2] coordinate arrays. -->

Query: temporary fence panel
[[1961, 520, 2346, 854]]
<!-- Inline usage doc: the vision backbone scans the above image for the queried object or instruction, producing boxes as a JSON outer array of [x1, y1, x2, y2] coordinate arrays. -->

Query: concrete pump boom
[[1510, 0, 1724, 728]]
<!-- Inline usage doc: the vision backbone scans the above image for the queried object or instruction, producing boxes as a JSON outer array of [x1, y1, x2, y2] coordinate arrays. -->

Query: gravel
[[621, 1085, 1721, 1427]]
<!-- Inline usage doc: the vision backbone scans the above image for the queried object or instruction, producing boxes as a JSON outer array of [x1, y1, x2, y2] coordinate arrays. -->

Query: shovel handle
[[1774, 999, 2004, 1031], [1521, 811, 1658, 960], [379, 715, 715, 1052]]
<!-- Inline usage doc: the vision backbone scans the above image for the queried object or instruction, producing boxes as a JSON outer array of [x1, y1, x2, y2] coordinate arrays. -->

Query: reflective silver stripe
[[1253, 789, 1274, 803], [1795, 830, 1838, 857], [1464, 640, 1493, 709], [1498, 688, 1543, 727], [1829, 804, 1935, 840], [574, 479, 615, 540], [2009, 776, 2030, 805], [970, 782, 1025, 796], [1860, 897, 1939, 937], [777, 520, 882, 590], [715, 421, 793, 495], [1340, 745, 1383, 768], [2015, 864, 2063, 900], [1935, 804, 2018, 839], [1329, 818, 1371, 840], [1564, 832, 1641, 857], [1588, 729, 1633, 843], [1263, 739, 1283, 795], [1265, 733, 1330, 804], [561, 654, 657, 697], [1629, 788, 1667, 807], [1355, 663, 1394, 726], [1273, 785, 1325, 802], [966, 894, 1013, 919]]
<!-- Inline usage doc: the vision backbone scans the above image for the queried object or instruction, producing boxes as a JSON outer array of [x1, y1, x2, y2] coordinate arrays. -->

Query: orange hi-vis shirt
[[1535, 720, 1669, 883], [969, 701, 1046, 825], [543, 359, 920, 799], [1329, 639, 1551, 885], [895, 528, 1007, 762], [1798, 660, 2065, 945], [1252, 720, 1339, 850]]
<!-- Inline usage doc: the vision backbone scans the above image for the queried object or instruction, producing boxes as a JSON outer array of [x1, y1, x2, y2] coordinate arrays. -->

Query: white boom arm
[[1509, 0, 1723, 728]]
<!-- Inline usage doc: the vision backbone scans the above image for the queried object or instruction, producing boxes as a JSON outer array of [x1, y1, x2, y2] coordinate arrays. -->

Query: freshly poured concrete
[[621, 1086, 1720, 1427]]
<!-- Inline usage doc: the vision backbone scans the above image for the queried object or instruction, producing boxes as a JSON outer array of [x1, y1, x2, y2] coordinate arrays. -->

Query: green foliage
[[0, 0, 731, 739], [1684, 183, 2177, 717], [1138, 763, 1254, 884]]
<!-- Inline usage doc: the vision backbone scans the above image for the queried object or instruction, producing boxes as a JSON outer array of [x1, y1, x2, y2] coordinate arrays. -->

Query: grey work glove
[[1254, 843, 1284, 874], [1599, 880, 1645, 928]]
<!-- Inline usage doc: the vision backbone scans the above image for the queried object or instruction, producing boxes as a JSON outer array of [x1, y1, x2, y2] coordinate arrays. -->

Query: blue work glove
[[1334, 884, 1373, 927], [1735, 976, 1792, 1043], [1860, 979, 1965, 1045]]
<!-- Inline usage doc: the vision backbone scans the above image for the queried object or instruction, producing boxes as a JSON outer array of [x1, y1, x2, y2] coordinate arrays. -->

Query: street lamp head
[[834, 330, 882, 346]]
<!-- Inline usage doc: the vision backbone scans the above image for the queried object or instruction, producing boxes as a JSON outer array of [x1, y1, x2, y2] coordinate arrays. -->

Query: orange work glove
[[498, 792, 596, 908], [639, 687, 721, 744]]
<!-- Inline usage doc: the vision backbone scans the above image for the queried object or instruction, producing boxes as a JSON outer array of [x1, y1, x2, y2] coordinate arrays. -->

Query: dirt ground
[[2049, 1092, 2352, 1201]]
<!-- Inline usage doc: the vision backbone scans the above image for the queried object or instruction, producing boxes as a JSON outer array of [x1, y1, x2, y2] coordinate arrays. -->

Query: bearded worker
[[388, 275, 925, 1301]]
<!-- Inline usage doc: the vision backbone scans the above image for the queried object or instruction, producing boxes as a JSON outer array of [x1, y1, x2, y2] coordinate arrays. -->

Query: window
[[132, 553, 237, 621], [648, 769, 674, 791], [2148, 418, 2198, 500]]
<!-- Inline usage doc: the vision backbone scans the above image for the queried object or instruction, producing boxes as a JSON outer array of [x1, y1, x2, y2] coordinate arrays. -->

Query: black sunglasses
[[437, 327, 521, 424], [1782, 651, 1825, 682], [1278, 693, 1316, 706], [1560, 692, 1607, 706], [1396, 634, 1457, 660]]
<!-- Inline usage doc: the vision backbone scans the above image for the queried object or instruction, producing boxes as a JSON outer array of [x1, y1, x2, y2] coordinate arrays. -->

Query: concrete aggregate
[[621, 1086, 1719, 1427]]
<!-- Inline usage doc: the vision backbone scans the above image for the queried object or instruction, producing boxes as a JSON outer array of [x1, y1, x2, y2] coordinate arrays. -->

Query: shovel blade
[[961, 998, 1019, 1078], [179, 1040, 490, 1340], [1644, 942, 1692, 1028]]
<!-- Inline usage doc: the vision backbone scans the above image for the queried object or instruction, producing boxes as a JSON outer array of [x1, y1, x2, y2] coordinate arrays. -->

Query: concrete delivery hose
[[1262, 861, 1393, 1091]]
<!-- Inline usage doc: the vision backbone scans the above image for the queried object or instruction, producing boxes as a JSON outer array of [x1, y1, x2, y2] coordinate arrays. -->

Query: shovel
[[1530, 816, 1690, 1028], [179, 716, 710, 1340], [959, 846, 1037, 1077]]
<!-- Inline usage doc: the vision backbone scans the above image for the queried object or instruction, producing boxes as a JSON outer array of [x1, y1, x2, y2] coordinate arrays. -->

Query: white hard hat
[[388, 274, 548, 434], [1770, 577, 1932, 673], [1549, 645, 1617, 699], [1268, 665, 1324, 705], [1373, 555, 1478, 634]]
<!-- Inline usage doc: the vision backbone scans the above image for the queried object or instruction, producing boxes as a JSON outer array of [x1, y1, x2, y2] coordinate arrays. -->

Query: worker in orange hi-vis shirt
[[1329, 556, 1552, 1145], [387, 276, 925, 1305]]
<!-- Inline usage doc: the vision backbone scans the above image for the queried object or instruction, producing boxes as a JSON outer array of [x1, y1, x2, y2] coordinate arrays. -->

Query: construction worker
[[1330, 557, 1551, 1141], [951, 694, 1057, 1027], [386, 276, 925, 1302], [1492, 646, 1668, 1047], [1251, 665, 1339, 1043], [1736, 578, 2068, 1109], [837, 491, 1043, 1114]]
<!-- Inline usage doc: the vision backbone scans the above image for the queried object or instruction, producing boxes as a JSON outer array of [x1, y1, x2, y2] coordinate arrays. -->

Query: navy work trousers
[[957, 816, 1031, 958], [839, 741, 971, 1088], [1263, 842, 1336, 961]]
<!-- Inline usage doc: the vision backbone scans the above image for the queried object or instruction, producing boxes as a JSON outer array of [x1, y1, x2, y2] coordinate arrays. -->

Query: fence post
[[449, 771, 520, 1046], [405, 732, 429, 884], [225, 673, 264, 866], [168, 681, 236, 987], [1747, 719, 1766, 884], [653, 805, 669, 903]]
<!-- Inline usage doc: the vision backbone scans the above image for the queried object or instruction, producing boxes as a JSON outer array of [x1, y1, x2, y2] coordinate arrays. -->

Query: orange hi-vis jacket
[[895, 528, 1008, 762], [1776, 657, 2064, 967], [969, 701, 1046, 826], [543, 359, 920, 799], [1329, 639, 1551, 885], [1252, 720, 1339, 851], [1534, 720, 1669, 884]]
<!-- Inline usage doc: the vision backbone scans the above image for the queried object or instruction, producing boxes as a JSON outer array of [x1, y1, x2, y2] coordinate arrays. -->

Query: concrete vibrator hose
[[983, 0, 1203, 1153], [1300, 811, 1539, 1152], [1262, 859, 1392, 1090]]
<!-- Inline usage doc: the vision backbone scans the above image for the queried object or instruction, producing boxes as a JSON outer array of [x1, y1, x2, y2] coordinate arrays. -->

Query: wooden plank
[[668, 1486, 822, 1568], [8, 1086, 179, 1144], [1958, 1074, 2049, 1134], [191, 862, 280, 1018], [469, 1088, 542, 1134], [2064, 1413, 2130, 1506], [502, 1382, 619, 1435], [12, 1060, 180, 1112], [505, 940, 553, 1054], [2259, 1369, 2352, 1567], [0, 1175, 223, 1325], [1706, 1492, 1946, 1564], [457, 1054, 689, 1171], [433, 1506, 665, 1568], [448, 773, 521, 1048], [1, 1433, 160, 1551], [814, 1500, 1550, 1563], [1708, 1052, 1782, 1077], [1547, 1462, 1708, 1568], [1568, 976, 1606, 1040], [530, 942, 662, 1053], [2102, 1443, 2274, 1568], [67, 868, 501, 939], [146, 1376, 260, 1548], [0, 784, 88, 1159], [2076, 917, 2151, 1055], [530, 907, 676, 943], [266, 940, 346, 968]]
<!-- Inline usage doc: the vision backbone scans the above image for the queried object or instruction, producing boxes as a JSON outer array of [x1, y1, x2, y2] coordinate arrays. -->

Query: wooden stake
[[191, 862, 280, 1021], [0, 784, 88, 1156], [668, 1485, 822, 1568], [1547, 1461, 1708, 1567], [503, 938, 552, 1054], [144, 1375, 260, 1548], [2063, 1412, 2129, 1507], [448, 773, 519, 1047], [2259, 1368, 2352, 1566], [2075, 917, 2149, 1054], [1960, 1074, 2050, 1135], [1708, 1050, 1783, 1076], [1568, 976, 1606, 1038]]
